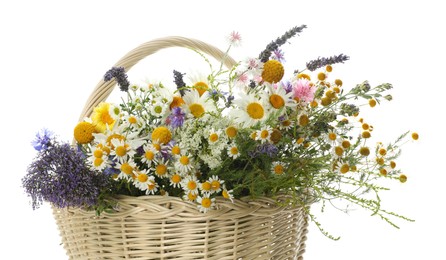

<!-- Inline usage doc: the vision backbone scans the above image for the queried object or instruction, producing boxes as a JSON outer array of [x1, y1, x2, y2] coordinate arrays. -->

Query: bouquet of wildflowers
[[23, 25, 417, 238]]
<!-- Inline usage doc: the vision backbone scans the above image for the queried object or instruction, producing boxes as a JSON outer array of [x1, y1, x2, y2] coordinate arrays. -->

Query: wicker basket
[[52, 36, 309, 259]]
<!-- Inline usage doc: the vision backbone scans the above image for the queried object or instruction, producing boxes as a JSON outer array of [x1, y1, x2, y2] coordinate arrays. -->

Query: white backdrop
[[1, 0, 443, 259]]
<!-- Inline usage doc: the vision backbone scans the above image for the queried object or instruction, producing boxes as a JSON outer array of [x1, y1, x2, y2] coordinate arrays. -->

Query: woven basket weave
[[53, 36, 309, 259]]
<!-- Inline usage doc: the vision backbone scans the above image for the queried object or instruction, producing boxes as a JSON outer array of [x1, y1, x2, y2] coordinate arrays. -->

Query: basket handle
[[79, 36, 237, 121]]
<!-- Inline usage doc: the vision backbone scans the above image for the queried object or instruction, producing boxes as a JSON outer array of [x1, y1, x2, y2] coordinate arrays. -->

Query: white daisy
[[182, 89, 216, 118], [264, 83, 296, 110], [271, 161, 287, 175], [208, 175, 224, 193], [181, 175, 199, 195], [227, 144, 240, 159], [133, 169, 152, 191], [174, 152, 194, 173], [231, 92, 269, 127], [197, 193, 216, 213], [109, 138, 137, 163], [115, 160, 137, 180], [141, 144, 158, 167], [222, 186, 234, 202], [153, 158, 170, 178], [169, 172, 183, 188], [256, 126, 273, 144], [149, 99, 168, 118]]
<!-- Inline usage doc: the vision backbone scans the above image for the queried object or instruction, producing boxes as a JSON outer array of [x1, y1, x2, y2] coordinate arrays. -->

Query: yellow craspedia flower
[[73, 121, 96, 144], [262, 59, 284, 83], [317, 72, 326, 81], [151, 126, 172, 144], [334, 79, 343, 86], [91, 102, 115, 133]]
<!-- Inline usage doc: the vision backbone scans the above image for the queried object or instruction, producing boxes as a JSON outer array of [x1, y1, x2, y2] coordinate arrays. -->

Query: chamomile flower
[[109, 138, 137, 163], [154, 158, 170, 178], [149, 100, 168, 118], [182, 89, 216, 118], [88, 146, 109, 171], [227, 144, 240, 159], [336, 161, 350, 174], [232, 92, 268, 127], [256, 126, 273, 144], [208, 175, 224, 193], [123, 114, 145, 130], [264, 83, 295, 110], [222, 186, 234, 202], [199, 180, 212, 194], [182, 190, 198, 202], [108, 104, 122, 120], [181, 175, 199, 195], [325, 130, 339, 145], [169, 172, 183, 188], [146, 178, 159, 195], [271, 161, 287, 175], [175, 152, 194, 173], [197, 193, 216, 213], [133, 169, 152, 191], [115, 160, 137, 180], [188, 72, 211, 96], [208, 128, 222, 144], [141, 144, 158, 167]]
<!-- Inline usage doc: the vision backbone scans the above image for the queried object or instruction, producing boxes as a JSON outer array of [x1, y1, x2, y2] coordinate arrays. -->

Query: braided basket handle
[[79, 36, 237, 121]]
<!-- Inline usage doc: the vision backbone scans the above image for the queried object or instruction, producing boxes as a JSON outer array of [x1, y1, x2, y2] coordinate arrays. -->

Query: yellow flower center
[[193, 82, 209, 96], [250, 132, 257, 140], [341, 140, 351, 149], [170, 96, 185, 110], [209, 133, 219, 143], [187, 192, 197, 201], [297, 73, 311, 80], [299, 114, 309, 126], [379, 148, 387, 156], [297, 137, 305, 144], [270, 129, 282, 144], [121, 163, 133, 175], [260, 130, 269, 139], [281, 120, 291, 127], [187, 180, 197, 190], [369, 99, 377, 107], [376, 157, 385, 165], [335, 79, 343, 86], [151, 126, 172, 144], [317, 72, 326, 81], [411, 132, 419, 140], [262, 60, 284, 83], [93, 157, 103, 167], [153, 105, 163, 114], [246, 102, 264, 119], [171, 174, 181, 184], [390, 161, 396, 169], [128, 116, 138, 124], [273, 164, 284, 175], [380, 168, 388, 176], [222, 190, 230, 199], [74, 121, 97, 144], [362, 131, 371, 139], [145, 150, 155, 161], [189, 103, 205, 118], [399, 174, 407, 183], [334, 146, 344, 157], [137, 173, 148, 183], [201, 181, 212, 191], [328, 132, 337, 141], [359, 147, 370, 156], [147, 182, 156, 190], [226, 126, 238, 138], [201, 197, 212, 208], [179, 155, 190, 165], [93, 149, 103, 158], [156, 164, 168, 176], [115, 145, 127, 157], [340, 164, 349, 174], [269, 94, 285, 109], [153, 143, 161, 151], [171, 145, 181, 155], [211, 180, 220, 191], [230, 147, 239, 155]]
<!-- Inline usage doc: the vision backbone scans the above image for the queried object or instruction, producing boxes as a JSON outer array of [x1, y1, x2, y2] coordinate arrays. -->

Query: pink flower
[[292, 79, 315, 103], [227, 31, 242, 46]]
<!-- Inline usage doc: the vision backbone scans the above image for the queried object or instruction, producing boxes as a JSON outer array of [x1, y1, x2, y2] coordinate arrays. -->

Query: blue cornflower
[[166, 107, 186, 128], [31, 129, 54, 151], [249, 143, 279, 158]]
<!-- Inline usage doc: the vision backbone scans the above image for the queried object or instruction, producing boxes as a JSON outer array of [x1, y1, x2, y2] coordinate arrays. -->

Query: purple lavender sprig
[[259, 25, 307, 62], [306, 54, 350, 71], [104, 67, 130, 92], [22, 138, 111, 210], [173, 70, 186, 96]]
